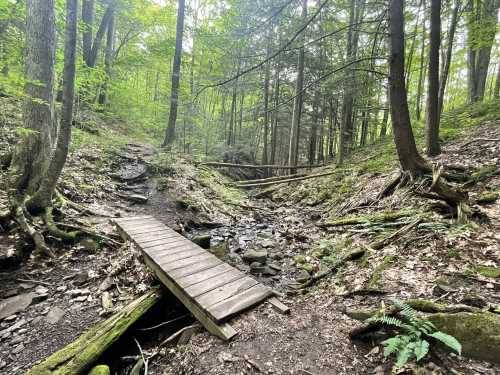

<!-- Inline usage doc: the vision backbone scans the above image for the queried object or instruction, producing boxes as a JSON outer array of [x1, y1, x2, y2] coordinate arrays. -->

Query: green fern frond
[[414, 340, 430, 361], [395, 345, 413, 368], [382, 337, 402, 357], [428, 331, 462, 355], [369, 315, 405, 328]]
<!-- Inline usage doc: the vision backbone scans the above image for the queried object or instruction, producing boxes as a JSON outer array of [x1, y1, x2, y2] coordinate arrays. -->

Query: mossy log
[[343, 299, 500, 363], [26, 288, 162, 375], [320, 210, 415, 227]]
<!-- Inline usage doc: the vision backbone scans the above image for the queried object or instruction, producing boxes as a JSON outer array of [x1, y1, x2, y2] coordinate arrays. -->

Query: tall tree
[[438, 0, 461, 114], [288, 0, 307, 171], [163, 0, 186, 147], [425, 0, 442, 156], [98, 8, 115, 105], [467, 0, 498, 102], [388, 0, 429, 175]]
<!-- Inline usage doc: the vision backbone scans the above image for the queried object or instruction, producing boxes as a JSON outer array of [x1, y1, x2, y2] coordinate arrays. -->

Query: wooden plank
[[169, 257, 222, 279], [195, 277, 258, 308], [160, 253, 215, 272], [142, 253, 237, 341], [147, 244, 199, 262], [126, 225, 166, 235], [207, 284, 272, 322], [145, 241, 195, 255], [153, 248, 205, 264], [133, 232, 179, 242], [140, 237, 187, 249], [176, 263, 235, 288], [184, 269, 244, 297], [267, 297, 290, 314], [116, 219, 161, 230]]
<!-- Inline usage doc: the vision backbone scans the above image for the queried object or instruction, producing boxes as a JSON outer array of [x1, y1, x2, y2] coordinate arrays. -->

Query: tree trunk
[[288, 0, 307, 173], [415, 16, 426, 121], [494, 63, 500, 99], [9, 0, 56, 198], [98, 9, 115, 106], [388, 0, 429, 175], [425, 0, 442, 156], [86, 4, 113, 68], [438, 0, 461, 114], [380, 85, 389, 138], [28, 0, 78, 212], [309, 92, 319, 165], [162, 0, 185, 147], [262, 31, 271, 170], [473, 0, 497, 102], [82, 0, 94, 65]]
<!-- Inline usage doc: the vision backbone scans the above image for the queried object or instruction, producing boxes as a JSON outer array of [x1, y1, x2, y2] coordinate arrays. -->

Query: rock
[[268, 263, 282, 272], [126, 194, 148, 204], [242, 249, 268, 263], [98, 276, 114, 291], [0, 359, 6, 369], [45, 307, 65, 324], [74, 271, 90, 286], [0, 293, 35, 320], [262, 266, 278, 276], [73, 296, 88, 303], [88, 364, 110, 375], [35, 286, 49, 295], [293, 255, 306, 264], [428, 312, 500, 363], [56, 285, 67, 293], [0, 318, 27, 338], [79, 238, 99, 253], [19, 283, 35, 290], [11, 335, 23, 345], [259, 239, 274, 248], [11, 343, 24, 354], [192, 235, 211, 249], [101, 292, 113, 310], [295, 270, 311, 283], [4, 315, 17, 322]]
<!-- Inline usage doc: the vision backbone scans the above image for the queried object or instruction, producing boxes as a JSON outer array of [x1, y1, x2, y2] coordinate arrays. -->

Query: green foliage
[[369, 299, 462, 369]]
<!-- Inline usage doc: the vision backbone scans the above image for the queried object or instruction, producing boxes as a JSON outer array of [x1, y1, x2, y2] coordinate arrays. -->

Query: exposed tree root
[[13, 203, 54, 257], [55, 189, 113, 217], [43, 206, 79, 241]]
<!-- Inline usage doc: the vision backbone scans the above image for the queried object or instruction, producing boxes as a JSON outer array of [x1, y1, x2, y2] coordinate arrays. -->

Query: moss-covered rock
[[477, 192, 499, 204], [300, 263, 315, 273], [428, 312, 500, 363], [474, 265, 500, 279], [293, 255, 306, 264], [88, 365, 110, 375]]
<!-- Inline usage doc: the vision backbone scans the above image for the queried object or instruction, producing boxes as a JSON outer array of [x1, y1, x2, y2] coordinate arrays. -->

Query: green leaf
[[395, 345, 413, 368], [414, 340, 429, 361], [382, 337, 402, 357], [428, 331, 462, 355]]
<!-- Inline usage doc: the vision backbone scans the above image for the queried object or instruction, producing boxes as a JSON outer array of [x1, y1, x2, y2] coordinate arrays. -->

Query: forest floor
[[0, 97, 499, 374]]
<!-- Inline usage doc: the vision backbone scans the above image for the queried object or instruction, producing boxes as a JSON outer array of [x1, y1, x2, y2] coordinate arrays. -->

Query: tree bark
[[438, 0, 461, 114], [262, 30, 272, 171], [162, 0, 185, 147], [388, 0, 429, 175], [415, 16, 426, 121], [288, 0, 307, 173], [495, 63, 500, 99], [98, 9, 115, 106], [28, 0, 78, 211], [86, 4, 113, 68], [82, 0, 94, 65], [9, 0, 56, 198], [425, 0, 442, 156]]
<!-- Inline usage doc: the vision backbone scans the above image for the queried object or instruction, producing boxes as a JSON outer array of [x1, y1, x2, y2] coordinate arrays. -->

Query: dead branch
[[237, 170, 342, 188], [200, 162, 324, 170], [369, 218, 421, 250]]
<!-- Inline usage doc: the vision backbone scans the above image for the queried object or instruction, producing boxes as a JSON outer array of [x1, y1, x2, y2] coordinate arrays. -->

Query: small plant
[[369, 299, 461, 369]]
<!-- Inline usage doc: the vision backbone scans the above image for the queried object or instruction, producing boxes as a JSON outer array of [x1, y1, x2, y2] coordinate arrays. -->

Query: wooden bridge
[[113, 215, 286, 340]]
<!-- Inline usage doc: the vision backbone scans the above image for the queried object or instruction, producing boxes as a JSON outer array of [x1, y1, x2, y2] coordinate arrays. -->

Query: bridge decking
[[112, 215, 274, 340]]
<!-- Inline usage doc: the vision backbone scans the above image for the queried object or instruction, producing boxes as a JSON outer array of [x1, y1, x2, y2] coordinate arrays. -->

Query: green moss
[[474, 265, 500, 279], [428, 312, 500, 363], [300, 263, 315, 273], [293, 255, 306, 264], [325, 210, 416, 227], [88, 365, 110, 375], [477, 191, 499, 204], [26, 289, 161, 375], [366, 255, 395, 288]]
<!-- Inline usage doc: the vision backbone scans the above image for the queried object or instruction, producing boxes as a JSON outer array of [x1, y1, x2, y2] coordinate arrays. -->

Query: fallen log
[[199, 162, 324, 169], [231, 173, 307, 185], [26, 288, 162, 375], [319, 210, 416, 228], [236, 170, 344, 188], [344, 299, 500, 364]]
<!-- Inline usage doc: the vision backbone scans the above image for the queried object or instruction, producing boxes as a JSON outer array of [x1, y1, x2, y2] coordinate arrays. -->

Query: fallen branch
[[159, 323, 200, 347], [236, 170, 342, 188], [199, 162, 324, 170], [298, 248, 366, 289], [231, 173, 307, 185], [319, 210, 415, 228], [26, 288, 162, 375], [369, 218, 421, 250]]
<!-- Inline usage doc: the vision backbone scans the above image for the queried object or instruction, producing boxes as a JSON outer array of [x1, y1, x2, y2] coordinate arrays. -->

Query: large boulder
[[242, 249, 268, 264]]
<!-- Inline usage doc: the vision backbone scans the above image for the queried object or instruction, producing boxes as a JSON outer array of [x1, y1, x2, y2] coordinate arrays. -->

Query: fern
[[373, 299, 461, 369]]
